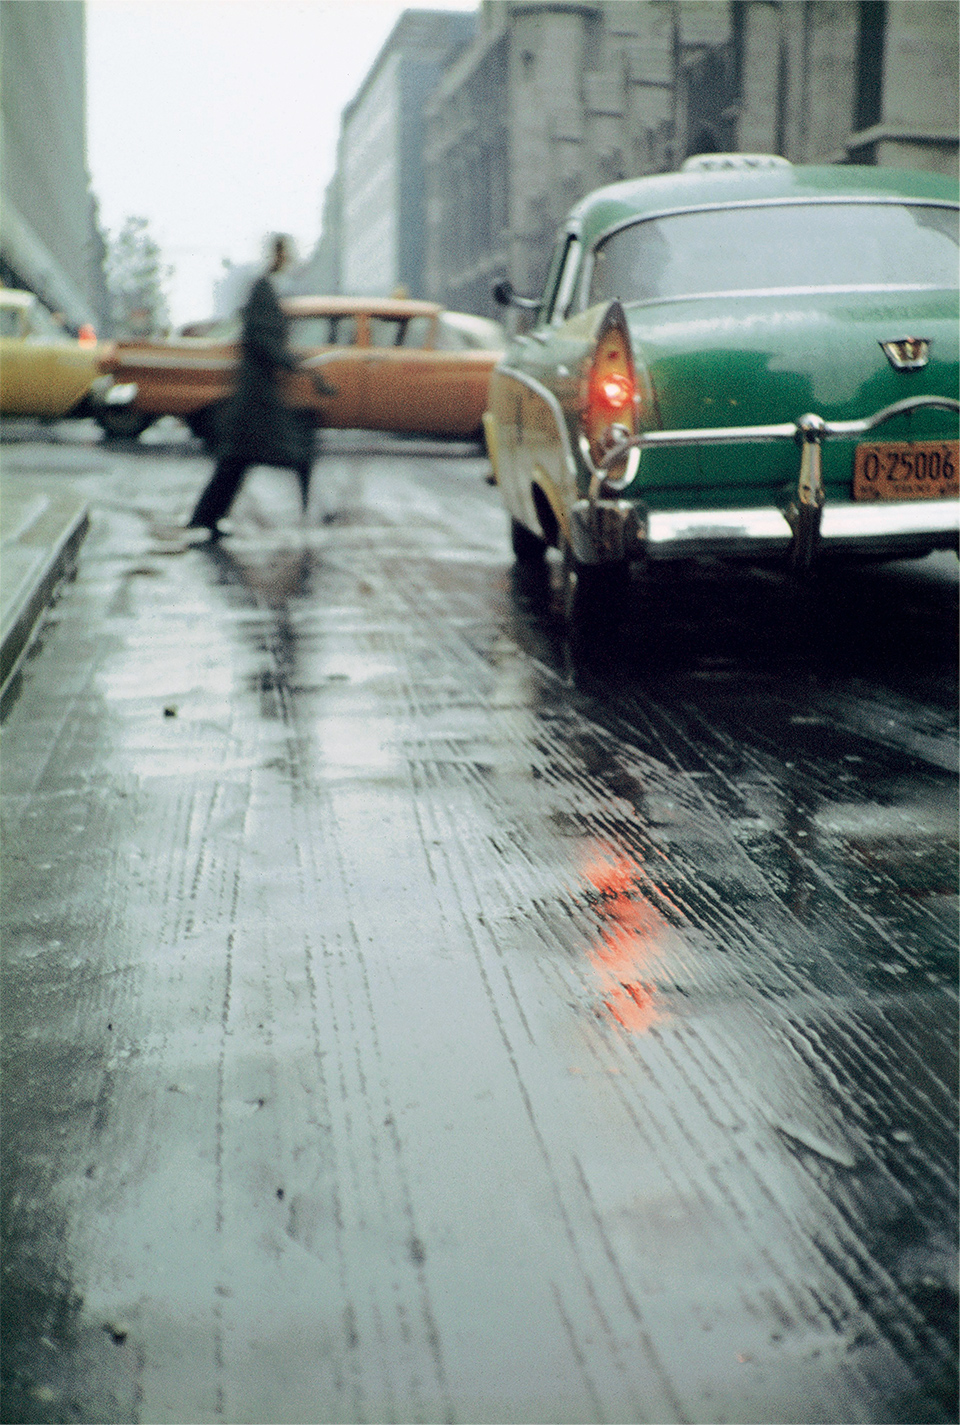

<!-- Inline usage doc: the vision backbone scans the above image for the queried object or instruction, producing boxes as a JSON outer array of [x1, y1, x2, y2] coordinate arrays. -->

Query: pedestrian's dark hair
[[267, 233, 295, 272]]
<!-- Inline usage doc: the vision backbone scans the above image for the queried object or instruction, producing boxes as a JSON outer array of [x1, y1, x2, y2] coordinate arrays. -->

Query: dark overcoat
[[219, 275, 311, 469]]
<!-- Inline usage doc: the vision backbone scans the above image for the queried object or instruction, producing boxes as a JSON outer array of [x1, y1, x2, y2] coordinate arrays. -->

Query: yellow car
[[0, 287, 112, 419]]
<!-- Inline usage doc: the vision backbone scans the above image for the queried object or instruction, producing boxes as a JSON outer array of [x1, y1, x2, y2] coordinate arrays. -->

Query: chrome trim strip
[[493, 363, 579, 481], [797, 394, 960, 438], [299, 351, 359, 367], [606, 284, 947, 313], [114, 352, 236, 371], [579, 432, 641, 495], [551, 237, 583, 325], [598, 396, 960, 463], [635, 421, 798, 448], [603, 446, 641, 490], [586, 195, 958, 251]]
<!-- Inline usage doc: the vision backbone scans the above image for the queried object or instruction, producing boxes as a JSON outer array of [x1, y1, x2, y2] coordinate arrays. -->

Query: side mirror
[[492, 280, 541, 312]]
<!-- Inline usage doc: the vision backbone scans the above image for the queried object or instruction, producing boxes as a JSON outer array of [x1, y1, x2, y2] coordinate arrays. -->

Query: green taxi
[[485, 155, 959, 617]]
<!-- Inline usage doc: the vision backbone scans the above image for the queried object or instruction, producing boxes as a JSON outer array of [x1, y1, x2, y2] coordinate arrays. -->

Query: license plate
[[853, 440, 959, 501]]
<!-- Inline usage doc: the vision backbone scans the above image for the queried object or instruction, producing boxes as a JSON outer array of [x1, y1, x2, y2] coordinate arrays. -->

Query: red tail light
[[589, 369, 634, 416], [77, 324, 97, 348], [581, 302, 639, 481]]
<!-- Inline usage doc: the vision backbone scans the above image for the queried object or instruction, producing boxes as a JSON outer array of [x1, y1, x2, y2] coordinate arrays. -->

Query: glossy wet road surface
[[2, 424, 957, 1423]]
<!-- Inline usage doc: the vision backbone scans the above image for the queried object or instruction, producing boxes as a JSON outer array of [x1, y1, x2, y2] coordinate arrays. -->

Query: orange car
[[95, 296, 505, 444]]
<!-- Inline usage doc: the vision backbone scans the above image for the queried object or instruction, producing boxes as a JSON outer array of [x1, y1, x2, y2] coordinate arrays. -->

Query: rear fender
[[530, 471, 567, 548]]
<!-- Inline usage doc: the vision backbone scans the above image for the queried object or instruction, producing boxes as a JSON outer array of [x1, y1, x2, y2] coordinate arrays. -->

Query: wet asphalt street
[[1, 420, 957, 1425]]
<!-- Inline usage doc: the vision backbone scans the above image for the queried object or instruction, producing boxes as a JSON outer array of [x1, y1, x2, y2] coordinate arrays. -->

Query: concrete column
[[803, 2, 858, 162], [877, 0, 959, 174], [508, 6, 591, 294], [736, 2, 784, 155], [882, 0, 958, 132]]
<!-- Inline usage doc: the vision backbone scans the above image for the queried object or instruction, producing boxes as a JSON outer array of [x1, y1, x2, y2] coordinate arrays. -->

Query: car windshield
[[27, 303, 74, 341], [367, 316, 434, 348], [585, 202, 959, 306], [289, 315, 358, 348]]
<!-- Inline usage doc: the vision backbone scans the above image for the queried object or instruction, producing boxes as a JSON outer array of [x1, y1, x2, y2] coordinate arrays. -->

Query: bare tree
[[106, 216, 173, 336]]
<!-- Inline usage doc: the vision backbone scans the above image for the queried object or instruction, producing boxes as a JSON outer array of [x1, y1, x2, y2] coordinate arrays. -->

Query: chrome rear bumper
[[569, 497, 960, 564], [571, 395, 960, 569]]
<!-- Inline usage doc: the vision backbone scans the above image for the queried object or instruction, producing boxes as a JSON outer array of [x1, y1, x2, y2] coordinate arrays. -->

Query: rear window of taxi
[[585, 202, 959, 306]]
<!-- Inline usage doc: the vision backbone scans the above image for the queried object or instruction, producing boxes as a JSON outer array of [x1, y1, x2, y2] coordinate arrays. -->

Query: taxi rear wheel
[[561, 539, 629, 629], [510, 518, 547, 563]]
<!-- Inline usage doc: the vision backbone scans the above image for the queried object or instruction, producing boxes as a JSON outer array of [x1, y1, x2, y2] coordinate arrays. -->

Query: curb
[[1, 481, 90, 712]]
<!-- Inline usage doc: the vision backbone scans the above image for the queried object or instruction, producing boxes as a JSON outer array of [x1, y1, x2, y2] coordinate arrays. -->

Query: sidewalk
[[1, 472, 89, 707]]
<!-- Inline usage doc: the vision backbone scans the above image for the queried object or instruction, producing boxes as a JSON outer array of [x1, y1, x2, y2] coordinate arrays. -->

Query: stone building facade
[[422, 0, 958, 316], [0, 0, 111, 331], [679, 1, 959, 176], [424, 1, 724, 315], [309, 1, 957, 316]]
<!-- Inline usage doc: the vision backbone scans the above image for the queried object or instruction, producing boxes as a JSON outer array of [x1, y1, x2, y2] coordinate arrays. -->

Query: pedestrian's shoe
[[149, 520, 214, 545]]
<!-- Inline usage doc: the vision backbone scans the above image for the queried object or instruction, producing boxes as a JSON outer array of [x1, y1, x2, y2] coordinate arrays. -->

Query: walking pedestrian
[[186, 233, 315, 538]]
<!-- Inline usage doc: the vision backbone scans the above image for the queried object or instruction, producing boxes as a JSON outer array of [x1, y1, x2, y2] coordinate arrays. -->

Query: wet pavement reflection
[[1, 426, 956, 1424], [578, 849, 669, 1035]]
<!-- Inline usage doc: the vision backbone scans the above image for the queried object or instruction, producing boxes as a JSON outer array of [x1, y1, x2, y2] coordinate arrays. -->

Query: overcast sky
[[85, 0, 479, 325]]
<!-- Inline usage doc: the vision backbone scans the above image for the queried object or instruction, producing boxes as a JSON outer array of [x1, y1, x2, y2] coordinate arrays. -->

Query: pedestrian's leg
[[291, 411, 313, 520], [189, 455, 248, 532], [296, 461, 312, 518]]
